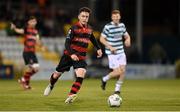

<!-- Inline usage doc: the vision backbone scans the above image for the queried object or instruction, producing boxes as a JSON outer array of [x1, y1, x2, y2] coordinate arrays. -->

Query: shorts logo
[[117, 57, 120, 60]]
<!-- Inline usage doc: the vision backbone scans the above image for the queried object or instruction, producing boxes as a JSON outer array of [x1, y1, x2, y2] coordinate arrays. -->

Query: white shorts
[[108, 53, 127, 69]]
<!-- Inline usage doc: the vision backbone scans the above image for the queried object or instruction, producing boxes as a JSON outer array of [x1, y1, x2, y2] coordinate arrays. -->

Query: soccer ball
[[108, 94, 122, 107]]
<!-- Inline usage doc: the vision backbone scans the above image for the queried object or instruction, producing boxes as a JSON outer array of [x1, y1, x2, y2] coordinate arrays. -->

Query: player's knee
[[31, 64, 40, 73], [75, 68, 86, 78], [34, 68, 39, 73], [53, 71, 62, 78], [117, 67, 125, 75]]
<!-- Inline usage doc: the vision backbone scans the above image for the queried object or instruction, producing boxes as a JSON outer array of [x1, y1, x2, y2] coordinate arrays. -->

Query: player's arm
[[65, 28, 75, 54], [90, 33, 101, 50], [123, 32, 131, 47], [90, 33, 102, 58], [36, 34, 47, 51], [10, 23, 24, 34], [100, 26, 116, 53], [65, 28, 79, 61], [100, 35, 111, 49], [100, 35, 116, 53]]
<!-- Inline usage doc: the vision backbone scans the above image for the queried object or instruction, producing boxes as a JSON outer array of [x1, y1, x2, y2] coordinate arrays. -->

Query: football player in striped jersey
[[100, 10, 131, 95], [11, 16, 45, 90]]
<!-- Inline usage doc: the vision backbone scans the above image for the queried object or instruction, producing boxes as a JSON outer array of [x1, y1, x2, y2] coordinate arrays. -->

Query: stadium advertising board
[[0, 65, 14, 79]]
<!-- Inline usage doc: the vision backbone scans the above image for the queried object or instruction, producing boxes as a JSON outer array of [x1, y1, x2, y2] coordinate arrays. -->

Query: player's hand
[[109, 46, 117, 54], [71, 54, 79, 61], [97, 49, 103, 58], [10, 23, 16, 30]]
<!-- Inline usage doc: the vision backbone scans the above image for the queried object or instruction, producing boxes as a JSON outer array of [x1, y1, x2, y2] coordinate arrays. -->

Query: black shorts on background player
[[23, 52, 38, 65]]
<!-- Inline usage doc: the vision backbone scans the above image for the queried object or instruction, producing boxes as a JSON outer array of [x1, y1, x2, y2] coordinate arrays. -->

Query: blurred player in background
[[100, 10, 131, 95], [44, 7, 102, 104], [11, 16, 46, 90]]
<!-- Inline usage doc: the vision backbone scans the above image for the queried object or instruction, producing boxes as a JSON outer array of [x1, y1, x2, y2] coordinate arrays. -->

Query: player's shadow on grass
[[44, 101, 82, 110], [44, 102, 60, 107], [44, 99, 83, 106], [7, 89, 31, 93]]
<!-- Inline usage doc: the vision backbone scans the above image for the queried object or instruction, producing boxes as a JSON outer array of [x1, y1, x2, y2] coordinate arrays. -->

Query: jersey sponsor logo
[[72, 37, 90, 43], [74, 29, 92, 34]]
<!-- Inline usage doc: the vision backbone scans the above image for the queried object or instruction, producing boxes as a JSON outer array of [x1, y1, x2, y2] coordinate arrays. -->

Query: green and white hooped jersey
[[101, 22, 127, 55]]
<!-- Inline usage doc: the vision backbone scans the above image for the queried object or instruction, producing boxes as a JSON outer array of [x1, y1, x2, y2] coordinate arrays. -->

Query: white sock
[[115, 80, 123, 92], [102, 75, 110, 82]]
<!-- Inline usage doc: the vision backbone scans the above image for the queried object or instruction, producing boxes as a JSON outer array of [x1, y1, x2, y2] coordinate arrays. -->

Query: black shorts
[[56, 54, 87, 73], [23, 52, 38, 65]]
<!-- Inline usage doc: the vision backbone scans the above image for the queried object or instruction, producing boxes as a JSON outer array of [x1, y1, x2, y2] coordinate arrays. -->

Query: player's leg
[[19, 63, 39, 89], [113, 53, 127, 94], [18, 52, 39, 89], [24, 53, 39, 89], [101, 67, 121, 90], [114, 65, 125, 95], [44, 55, 72, 96], [18, 52, 30, 89], [65, 61, 86, 104], [101, 53, 126, 91], [18, 65, 31, 89], [65, 68, 86, 104], [101, 54, 119, 90], [44, 71, 62, 96]]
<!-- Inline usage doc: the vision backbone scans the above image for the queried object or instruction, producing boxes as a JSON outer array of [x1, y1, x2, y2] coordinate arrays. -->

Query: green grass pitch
[[0, 79, 180, 111]]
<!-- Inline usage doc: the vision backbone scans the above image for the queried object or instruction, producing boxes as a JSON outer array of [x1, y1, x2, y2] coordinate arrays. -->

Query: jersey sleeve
[[122, 23, 128, 36], [90, 32, 101, 50], [64, 28, 75, 55], [101, 25, 109, 38]]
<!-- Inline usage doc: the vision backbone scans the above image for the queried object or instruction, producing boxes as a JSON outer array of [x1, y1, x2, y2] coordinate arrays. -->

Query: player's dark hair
[[79, 7, 91, 14], [111, 10, 120, 15], [25, 16, 37, 27], [29, 16, 36, 20], [25, 16, 36, 23]]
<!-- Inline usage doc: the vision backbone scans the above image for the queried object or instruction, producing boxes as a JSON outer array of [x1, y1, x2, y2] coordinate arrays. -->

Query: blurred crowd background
[[0, 0, 179, 66]]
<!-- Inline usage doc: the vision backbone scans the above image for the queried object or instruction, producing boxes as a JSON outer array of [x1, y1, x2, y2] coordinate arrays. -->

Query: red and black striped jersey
[[64, 22, 100, 60], [24, 26, 38, 53]]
